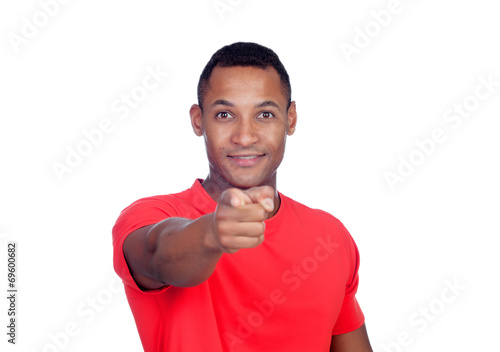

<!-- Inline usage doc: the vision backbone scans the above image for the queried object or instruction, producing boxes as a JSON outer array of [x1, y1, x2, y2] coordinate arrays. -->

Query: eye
[[216, 111, 234, 119], [257, 111, 274, 119]]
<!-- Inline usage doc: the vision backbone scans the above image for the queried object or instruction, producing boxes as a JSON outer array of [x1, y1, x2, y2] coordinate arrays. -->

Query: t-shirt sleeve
[[331, 223, 365, 335], [112, 196, 179, 293]]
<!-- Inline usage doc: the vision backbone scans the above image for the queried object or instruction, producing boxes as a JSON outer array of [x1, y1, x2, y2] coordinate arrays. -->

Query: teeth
[[234, 156, 258, 159]]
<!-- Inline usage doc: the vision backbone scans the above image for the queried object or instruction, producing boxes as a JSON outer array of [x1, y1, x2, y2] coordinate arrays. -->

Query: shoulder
[[280, 194, 357, 247], [281, 193, 345, 228], [119, 186, 197, 219], [122, 192, 183, 213], [112, 187, 196, 241]]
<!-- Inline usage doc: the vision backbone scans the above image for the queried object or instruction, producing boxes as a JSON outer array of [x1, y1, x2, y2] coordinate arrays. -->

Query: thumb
[[244, 186, 275, 212]]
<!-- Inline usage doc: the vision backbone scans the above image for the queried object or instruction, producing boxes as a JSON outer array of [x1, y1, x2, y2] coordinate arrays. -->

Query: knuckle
[[218, 235, 231, 248], [250, 235, 264, 248], [216, 220, 229, 236], [223, 188, 235, 196], [220, 189, 237, 206], [224, 189, 235, 199], [259, 222, 266, 234], [262, 185, 273, 194], [215, 206, 230, 221], [250, 221, 264, 236], [258, 207, 267, 220], [256, 235, 264, 245]]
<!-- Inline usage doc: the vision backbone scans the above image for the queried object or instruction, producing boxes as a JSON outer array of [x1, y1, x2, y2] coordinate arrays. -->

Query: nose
[[231, 117, 259, 147]]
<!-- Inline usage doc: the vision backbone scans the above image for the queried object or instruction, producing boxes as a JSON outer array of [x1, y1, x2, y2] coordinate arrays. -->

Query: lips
[[230, 155, 263, 159], [228, 153, 265, 167]]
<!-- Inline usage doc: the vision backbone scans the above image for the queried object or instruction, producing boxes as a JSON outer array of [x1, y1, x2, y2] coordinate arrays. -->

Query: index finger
[[219, 188, 253, 208]]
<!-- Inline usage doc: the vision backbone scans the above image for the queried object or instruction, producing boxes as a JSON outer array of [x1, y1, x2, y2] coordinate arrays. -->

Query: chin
[[226, 174, 265, 190]]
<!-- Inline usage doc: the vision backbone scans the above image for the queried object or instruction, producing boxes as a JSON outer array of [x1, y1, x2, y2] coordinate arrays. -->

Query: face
[[190, 65, 297, 190]]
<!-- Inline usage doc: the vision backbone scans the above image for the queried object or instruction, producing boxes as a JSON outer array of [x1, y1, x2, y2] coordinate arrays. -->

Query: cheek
[[266, 128, 287, 152], [204, 128, 228, 158]]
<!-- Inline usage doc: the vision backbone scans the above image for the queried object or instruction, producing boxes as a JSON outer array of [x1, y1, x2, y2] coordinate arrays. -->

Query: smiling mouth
[[227, 154, 266, 166], [229, 155, 265, 159]]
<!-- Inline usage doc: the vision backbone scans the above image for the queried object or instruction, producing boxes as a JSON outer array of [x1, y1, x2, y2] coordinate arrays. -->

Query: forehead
[[205, 66, 287, 107]]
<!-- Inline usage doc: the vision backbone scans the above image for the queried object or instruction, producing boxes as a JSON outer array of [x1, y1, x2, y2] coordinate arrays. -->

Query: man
[[113, 42, 372, 351]]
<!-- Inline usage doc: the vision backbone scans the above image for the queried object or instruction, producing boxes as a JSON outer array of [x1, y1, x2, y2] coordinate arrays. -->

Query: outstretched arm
[[330, 324, 373, 352], [123, 215, 222, 290], [123, 186, 275, 290]]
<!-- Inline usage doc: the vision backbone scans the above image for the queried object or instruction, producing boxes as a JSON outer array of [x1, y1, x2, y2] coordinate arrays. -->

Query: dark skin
[[123, 65, 372, 351]]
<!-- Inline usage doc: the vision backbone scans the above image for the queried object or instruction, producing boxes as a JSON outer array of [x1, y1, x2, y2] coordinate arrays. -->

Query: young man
[[113, 42, 372, 351]]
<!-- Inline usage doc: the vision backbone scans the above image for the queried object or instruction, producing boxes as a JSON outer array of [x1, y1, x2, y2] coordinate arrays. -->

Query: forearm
[[149, 214, 223, 287], [124, 214, 223, 290]]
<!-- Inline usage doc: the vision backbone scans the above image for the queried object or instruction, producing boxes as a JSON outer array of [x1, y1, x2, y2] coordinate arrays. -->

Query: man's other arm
[[330, 324, 373, 352]]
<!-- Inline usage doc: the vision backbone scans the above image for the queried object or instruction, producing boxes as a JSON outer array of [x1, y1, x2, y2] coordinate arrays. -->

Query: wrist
[[199, 213, 223, 255]]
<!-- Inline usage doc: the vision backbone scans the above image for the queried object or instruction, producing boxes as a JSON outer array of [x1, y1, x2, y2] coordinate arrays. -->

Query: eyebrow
[[210, 99, 234, 109], [255, 100, 280, 109], [210, 99, 281, 109]]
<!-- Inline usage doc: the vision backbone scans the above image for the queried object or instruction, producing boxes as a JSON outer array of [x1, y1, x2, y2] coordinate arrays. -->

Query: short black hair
[[197, 42, 291, 111]]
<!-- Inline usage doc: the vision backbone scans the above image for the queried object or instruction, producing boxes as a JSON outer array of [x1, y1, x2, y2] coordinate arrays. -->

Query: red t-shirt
[[113, 179, 365, 352]]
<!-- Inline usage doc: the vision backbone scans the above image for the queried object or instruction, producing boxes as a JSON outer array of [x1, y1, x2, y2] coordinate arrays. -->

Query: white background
[[1, 0, 499, 351]]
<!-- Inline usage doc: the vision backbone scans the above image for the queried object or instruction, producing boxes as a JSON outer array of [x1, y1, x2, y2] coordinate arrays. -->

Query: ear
[[190, 104, 203, 136], [286, 101, 297, 136]]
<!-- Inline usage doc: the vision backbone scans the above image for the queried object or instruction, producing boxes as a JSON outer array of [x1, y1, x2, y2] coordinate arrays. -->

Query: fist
[[210, 186, 275, 254]]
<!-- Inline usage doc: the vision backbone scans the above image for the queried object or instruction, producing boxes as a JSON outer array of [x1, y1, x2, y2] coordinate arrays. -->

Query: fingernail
[[264, 198, 273, 210]]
